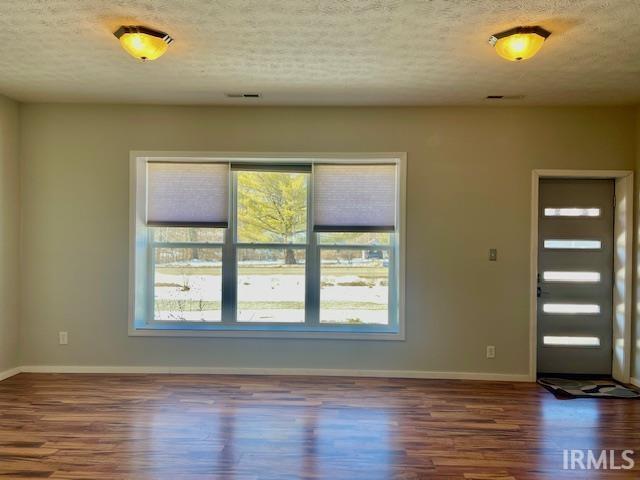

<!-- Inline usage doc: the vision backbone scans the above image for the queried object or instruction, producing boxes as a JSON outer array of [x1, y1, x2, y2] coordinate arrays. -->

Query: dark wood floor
[[1, 374, 639, 479]]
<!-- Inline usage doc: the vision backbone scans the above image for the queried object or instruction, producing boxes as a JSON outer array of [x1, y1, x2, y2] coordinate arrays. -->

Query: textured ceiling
[[0, 0, 639, 106]]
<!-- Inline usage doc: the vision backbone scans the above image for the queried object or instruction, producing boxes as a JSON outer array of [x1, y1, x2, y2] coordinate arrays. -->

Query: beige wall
[[18, 104, 637, 375], [0, 95, 20, 374]]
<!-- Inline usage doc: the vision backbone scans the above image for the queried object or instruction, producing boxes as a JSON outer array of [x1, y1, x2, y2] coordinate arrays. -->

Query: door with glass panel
[[537, 178, 614, 375]]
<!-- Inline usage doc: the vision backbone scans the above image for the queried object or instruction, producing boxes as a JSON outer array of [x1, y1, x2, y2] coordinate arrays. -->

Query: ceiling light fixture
[[114, 26, 173, 61], [489, 26, 551, 61]]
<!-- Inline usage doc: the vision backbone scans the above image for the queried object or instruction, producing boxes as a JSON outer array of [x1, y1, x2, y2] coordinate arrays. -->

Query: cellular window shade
[[146, 162, 229, 227], [313, 164, 397, 232]]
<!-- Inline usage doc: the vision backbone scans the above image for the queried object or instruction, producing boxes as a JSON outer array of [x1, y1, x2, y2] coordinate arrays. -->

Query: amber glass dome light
[[489, 26, 551, 61], [114, 26, 173, 61]]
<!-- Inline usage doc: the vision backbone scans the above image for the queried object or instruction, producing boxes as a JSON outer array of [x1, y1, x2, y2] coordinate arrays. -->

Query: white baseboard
[[630, 377, 640, 388], [18, 365, 531, 382], [0, 367, 21, 382]]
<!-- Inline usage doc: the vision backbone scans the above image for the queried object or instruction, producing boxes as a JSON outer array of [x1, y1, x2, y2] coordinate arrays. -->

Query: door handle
[[536, 274, 548, 297], [537, 274, 541, 298], [537, 287, 550, 298]]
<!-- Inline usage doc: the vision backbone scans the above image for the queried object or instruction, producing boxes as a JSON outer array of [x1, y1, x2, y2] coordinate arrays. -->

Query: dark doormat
[[538, 377, 640, 399]]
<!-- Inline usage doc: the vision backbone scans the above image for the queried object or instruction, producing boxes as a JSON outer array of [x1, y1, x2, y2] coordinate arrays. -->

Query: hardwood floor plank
[[0, 373, 639, 479]]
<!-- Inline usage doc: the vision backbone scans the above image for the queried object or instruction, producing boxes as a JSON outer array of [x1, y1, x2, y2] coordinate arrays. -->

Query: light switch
[[489, 248, 497, 261]]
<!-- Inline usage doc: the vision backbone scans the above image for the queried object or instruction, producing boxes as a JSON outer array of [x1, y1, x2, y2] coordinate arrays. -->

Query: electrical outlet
[[489, 248, 497, 261], [486, 345, 496, 359], [58, 331, 68, 345]]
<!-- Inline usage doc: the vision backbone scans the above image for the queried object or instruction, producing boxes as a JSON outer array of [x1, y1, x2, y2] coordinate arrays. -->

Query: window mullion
[[147, 239, 156, 325], [314, 244, 391, 250], [221, 173, 238, 324], [235, 242, 307, 249], [305, 172, 320, 326], [388, 235, 398, 328], [151, 241, 224, 249], [304, 238, 320, 326]]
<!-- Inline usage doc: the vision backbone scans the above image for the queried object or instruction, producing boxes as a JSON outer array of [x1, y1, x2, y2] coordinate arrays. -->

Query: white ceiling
[[1, 0, 639, 106]]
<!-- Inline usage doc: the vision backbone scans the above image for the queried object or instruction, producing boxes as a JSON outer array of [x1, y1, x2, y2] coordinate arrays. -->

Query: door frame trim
[[529, 170, 634, 382]]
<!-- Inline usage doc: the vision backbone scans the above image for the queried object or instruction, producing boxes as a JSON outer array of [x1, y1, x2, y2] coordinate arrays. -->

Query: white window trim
[[129, 151, 407, 340]]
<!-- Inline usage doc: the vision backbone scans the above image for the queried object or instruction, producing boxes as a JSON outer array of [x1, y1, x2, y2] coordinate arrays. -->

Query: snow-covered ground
[[154, 269, 388, 324]]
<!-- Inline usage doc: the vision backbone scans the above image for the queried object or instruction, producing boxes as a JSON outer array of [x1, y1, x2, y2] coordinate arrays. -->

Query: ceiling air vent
[[486, 95, 525, 100], [225, 93, 262, 98]]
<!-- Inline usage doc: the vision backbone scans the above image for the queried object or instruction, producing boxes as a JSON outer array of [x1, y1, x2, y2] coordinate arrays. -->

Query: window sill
[[129, 324, 404, 340]]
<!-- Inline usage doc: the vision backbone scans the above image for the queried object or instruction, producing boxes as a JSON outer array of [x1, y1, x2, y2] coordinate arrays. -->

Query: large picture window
[[130, 153, 405, 339]]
